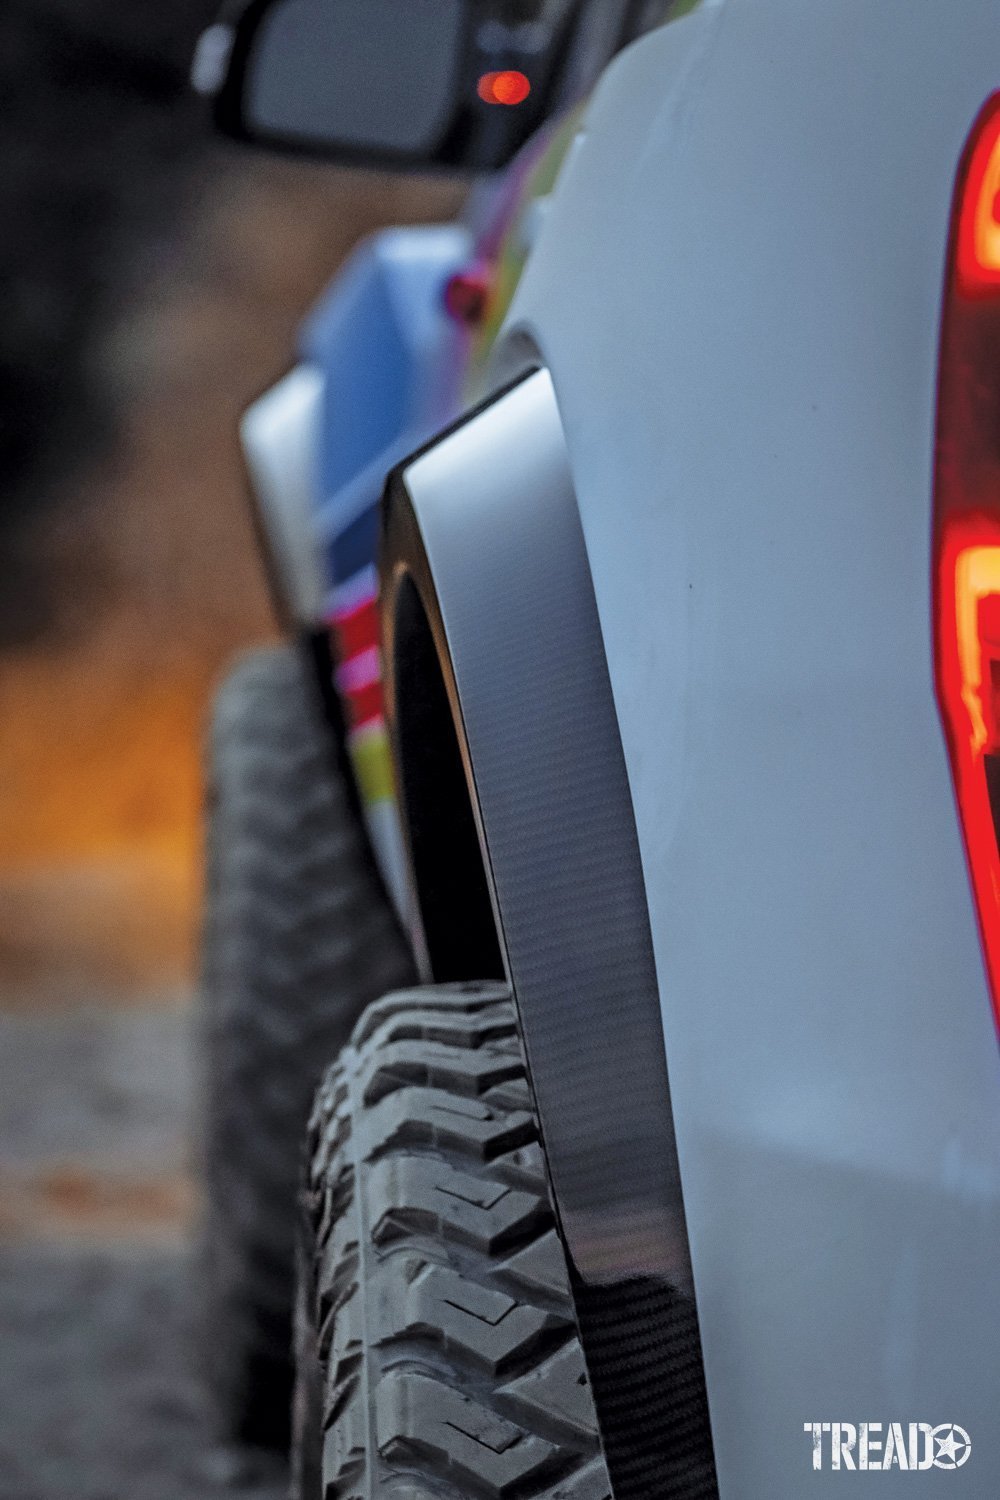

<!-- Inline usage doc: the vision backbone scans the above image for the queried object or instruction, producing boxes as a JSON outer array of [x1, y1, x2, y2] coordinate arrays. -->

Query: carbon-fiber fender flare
[[380, 369, 718, 1499]]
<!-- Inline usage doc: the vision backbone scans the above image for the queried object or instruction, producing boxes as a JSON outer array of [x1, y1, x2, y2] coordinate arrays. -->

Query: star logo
[[932, 1424, 972, 1469]]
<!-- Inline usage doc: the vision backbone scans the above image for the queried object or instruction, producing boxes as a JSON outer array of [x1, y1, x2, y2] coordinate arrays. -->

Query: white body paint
[[498, 1, 1000, 1490]]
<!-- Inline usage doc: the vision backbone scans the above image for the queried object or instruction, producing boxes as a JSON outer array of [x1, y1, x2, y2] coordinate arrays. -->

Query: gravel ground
[[0, 1004, 288, 1500], [0, 1006, 193, 1173]]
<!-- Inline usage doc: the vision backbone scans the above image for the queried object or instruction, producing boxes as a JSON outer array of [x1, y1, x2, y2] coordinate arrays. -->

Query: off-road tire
[[199, 644, 415, 1450], [294, 981, 612, 1499]]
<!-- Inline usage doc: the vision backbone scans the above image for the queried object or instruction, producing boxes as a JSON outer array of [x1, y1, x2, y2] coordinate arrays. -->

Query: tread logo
[[804, 1423, 971, 1471]]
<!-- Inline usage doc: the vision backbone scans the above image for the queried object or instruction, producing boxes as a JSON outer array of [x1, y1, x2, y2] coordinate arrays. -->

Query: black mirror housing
[[193, 0, 579, 174]]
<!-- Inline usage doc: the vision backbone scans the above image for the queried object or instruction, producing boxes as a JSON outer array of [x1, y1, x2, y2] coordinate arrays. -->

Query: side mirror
[[193, 0, 574, 173]]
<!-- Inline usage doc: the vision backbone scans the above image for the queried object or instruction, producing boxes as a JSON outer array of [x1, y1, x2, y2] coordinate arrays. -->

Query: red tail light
[[956, 97, 1000, 292], [443, 265, 492, 327], [934, 93, 1000, 1025]]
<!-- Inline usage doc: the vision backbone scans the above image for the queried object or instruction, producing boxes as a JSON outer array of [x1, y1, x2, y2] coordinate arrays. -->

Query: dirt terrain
[[0, 1005, 288, 1500]]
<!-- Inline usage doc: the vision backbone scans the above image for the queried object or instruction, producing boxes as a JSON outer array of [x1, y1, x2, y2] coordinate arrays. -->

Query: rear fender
[[380, 369, 717, 1497]]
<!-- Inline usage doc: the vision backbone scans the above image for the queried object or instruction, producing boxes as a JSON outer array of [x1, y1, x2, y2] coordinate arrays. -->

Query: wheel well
[[391, 573, 505, 983]]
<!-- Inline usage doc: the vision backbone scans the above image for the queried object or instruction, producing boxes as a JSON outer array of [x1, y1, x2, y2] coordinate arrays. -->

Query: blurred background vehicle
[[191, 0, 677, 1465]]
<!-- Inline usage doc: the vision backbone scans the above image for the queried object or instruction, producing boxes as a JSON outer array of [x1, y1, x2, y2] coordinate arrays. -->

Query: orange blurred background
[[0, 155, 459, 1011]]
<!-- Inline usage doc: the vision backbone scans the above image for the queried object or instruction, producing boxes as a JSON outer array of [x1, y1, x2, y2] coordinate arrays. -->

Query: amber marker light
[[477, 70, 531, 107]]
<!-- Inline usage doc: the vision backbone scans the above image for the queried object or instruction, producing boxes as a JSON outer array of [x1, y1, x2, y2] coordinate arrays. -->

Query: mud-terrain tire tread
[[296, 980, 612, 1499], [199, 644, 415, 1449]]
